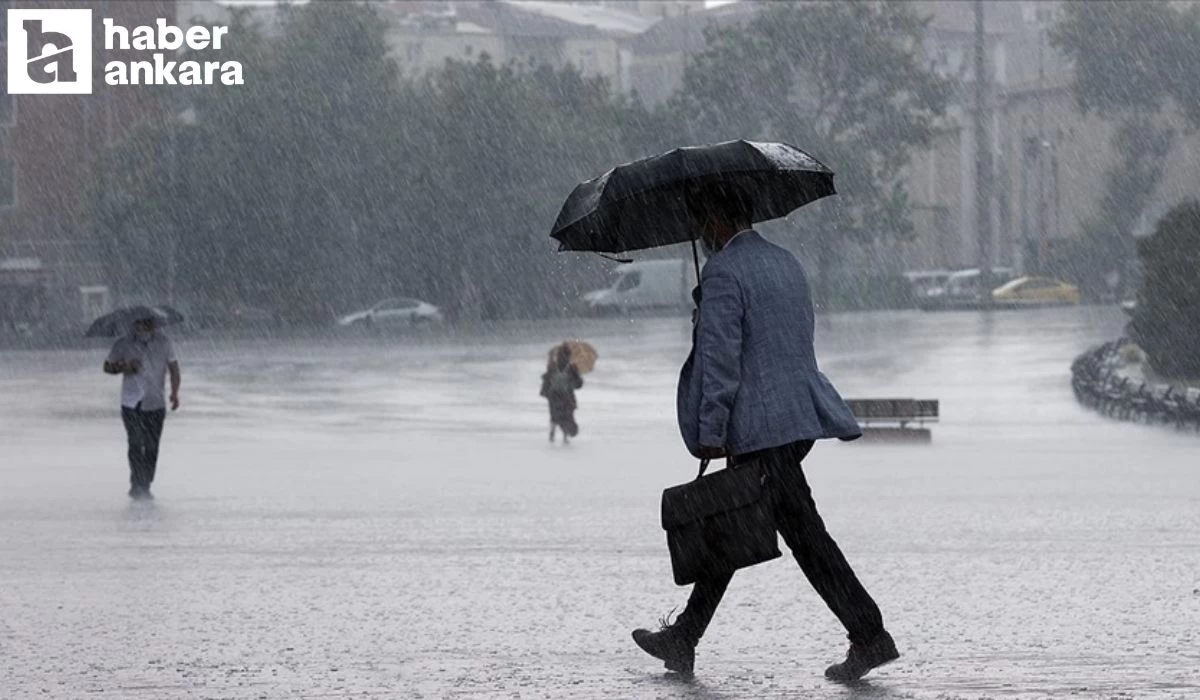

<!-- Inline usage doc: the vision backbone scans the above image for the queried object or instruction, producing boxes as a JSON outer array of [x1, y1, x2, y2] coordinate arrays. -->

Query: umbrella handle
[[690, 236, 701, 285]]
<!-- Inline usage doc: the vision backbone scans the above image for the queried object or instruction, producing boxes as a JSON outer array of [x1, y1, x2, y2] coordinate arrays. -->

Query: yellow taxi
[[991, 276, 1081, 306]]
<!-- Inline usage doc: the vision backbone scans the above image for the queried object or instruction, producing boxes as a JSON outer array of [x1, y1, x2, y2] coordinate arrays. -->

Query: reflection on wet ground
[[2, 308, 1197, 698]]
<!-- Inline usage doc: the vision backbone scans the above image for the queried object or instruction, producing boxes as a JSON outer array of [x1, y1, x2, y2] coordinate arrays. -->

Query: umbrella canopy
[[85, 305, 184, 338], [550, 140, 835, 255], [548, 340, 598, 374]]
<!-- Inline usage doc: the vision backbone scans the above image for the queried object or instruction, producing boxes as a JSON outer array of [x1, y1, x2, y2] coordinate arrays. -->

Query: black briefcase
[[660, 459, 780, 586]]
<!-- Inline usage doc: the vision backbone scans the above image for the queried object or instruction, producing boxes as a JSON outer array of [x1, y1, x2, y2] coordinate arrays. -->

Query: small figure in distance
[[540, 342, 583, 445]]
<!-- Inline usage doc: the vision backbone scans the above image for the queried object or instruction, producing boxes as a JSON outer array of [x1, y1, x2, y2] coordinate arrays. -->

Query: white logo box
[[7, 8, 94, 95]]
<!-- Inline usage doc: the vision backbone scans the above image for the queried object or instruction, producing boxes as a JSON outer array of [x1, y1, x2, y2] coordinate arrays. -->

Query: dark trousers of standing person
[[672, 440, 885, 647], [122, 405, 166, 491]]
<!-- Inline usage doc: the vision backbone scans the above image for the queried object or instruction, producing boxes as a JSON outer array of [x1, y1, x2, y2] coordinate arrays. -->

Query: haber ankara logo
[[6, 8, 94, 94]]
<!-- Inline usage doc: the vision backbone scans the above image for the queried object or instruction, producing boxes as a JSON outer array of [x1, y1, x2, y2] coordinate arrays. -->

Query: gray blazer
[[677, 230, 861, 457]]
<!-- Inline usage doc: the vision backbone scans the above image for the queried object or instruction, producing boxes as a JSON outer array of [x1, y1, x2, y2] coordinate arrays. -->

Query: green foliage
[[89, 1, 950, 320], [89, 3, 657, 322], [1130, 201, 1200, 378], [1051, 1, 1200, 296], [671, 1, 951, 244], [1049, 1, 1199, 121], [1077, 116, 1175, 297], [409, 57, 665, 320]]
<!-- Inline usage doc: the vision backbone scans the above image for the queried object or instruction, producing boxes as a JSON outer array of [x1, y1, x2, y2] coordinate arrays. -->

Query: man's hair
[[686, 181, 754, 227]]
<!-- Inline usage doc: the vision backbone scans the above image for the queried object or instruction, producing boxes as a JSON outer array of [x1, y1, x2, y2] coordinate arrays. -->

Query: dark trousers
[[121, 406, 166, 490], [548, 397, 579, 437], [674, 440, 885, 647]]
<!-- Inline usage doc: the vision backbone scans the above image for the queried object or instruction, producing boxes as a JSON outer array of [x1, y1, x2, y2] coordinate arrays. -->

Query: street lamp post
[[1036, 19, 1046, 271]]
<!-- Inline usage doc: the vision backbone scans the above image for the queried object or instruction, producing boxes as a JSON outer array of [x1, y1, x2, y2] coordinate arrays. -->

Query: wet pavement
[[2, 307, 1198, 699]]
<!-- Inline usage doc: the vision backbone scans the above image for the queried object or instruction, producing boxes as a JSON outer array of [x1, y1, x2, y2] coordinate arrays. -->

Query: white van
[[917, 267, 1016, 310], [583, 259, 692, 315]]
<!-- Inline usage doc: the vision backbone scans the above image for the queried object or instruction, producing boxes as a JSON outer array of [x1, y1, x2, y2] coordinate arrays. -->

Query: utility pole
[[167, 123, 178, 307], [1036, 15, 1050, 274], [973, 0, 994, 308], [165, 108, 195, 307]]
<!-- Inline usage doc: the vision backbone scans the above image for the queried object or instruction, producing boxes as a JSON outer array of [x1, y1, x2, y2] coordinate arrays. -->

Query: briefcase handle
[[696, 457, 732, 479]]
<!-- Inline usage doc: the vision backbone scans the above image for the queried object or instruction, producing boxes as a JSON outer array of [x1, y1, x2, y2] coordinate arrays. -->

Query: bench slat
[[846, 398, 939, 424]]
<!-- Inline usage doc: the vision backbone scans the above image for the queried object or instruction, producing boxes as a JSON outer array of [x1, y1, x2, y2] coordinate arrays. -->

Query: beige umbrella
[[548, 340, 598, 374]]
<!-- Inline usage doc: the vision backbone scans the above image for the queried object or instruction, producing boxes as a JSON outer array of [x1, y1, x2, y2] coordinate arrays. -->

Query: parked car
[[582, 259, 691, 315], [917, 267, 1016, 311], [903, 269, 953, 307], [991, 276, 1081, 307], [337, 297, 444, 327]]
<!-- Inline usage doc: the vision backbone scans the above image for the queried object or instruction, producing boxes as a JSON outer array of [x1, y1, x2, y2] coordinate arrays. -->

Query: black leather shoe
[[632, 626, 695, 675], [825, 630, 899, 682]]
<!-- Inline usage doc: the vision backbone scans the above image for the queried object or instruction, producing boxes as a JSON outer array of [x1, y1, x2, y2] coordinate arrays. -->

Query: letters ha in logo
[[6, 9, 94, 94]]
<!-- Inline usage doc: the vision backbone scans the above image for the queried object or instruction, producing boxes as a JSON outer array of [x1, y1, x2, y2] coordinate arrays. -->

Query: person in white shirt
[[103, 316, 181, 499]]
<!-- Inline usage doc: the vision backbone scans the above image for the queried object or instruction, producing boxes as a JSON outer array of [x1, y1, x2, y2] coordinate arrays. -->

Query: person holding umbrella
[[98, 308, 182, 500], [540, 341, 589, 444], [552, 141, 897, 681]]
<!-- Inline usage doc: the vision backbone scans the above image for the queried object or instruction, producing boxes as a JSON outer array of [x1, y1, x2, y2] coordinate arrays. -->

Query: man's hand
[[105, 360, 139, 375], [697, 445, 727, 460], [170, 393, 180, 411]]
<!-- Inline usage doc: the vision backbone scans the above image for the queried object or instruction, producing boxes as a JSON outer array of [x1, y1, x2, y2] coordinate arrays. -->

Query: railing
[[1071, 339, 1200, 431]]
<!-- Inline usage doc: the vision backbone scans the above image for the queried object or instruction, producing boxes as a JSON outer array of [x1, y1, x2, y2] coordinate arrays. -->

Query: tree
[[90, 3, 665, 322], [1075, 118, 1174, 299], [92, 3, 412, 320], [669, 1, 951, 305], [1129, 201, 1200, 378], [1051, 1, 1200, 297], [407, 56, 671, 319]]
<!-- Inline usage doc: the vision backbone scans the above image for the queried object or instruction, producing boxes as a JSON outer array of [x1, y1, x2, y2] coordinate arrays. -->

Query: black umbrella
[[550, 140, 835, 258], [85, 305, 184, 338]]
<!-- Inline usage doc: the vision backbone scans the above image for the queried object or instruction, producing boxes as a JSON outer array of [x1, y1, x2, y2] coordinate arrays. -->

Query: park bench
[[844, 398, 939, 443]]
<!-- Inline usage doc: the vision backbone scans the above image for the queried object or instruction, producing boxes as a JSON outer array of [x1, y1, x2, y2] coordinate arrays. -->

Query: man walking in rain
[[632, 183, 897, 681], [104, 314, 181, 500]]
